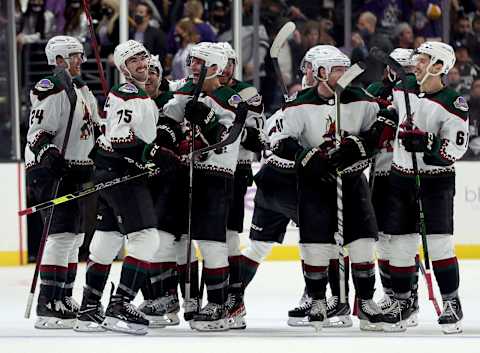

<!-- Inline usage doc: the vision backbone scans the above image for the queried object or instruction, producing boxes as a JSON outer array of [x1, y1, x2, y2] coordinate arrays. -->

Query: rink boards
[[1, 161, 480, 265]]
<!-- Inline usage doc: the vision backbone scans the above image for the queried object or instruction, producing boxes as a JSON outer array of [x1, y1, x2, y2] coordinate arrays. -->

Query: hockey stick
[[370, 47, 441, 316], [82, 0, 109, 98], [185, 64, 207, 304], [25, 68, 77, 319], [419, 260, 442, 314], [270, 21, 296, 102], [333, 62, 366, 305]]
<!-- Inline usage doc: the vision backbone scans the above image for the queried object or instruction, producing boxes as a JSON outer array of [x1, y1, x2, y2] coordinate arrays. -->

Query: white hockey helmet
[[415, 41, 456, 75], [148, 54, 163, 80], [389, 48, 415, 67], [113, 40, 149, 74], [300, 45, 324, 74], [45, 35, 86, 66], [216, 42, 238, 65], [310, 45, 351, 81], [188, 42, 228, 78]]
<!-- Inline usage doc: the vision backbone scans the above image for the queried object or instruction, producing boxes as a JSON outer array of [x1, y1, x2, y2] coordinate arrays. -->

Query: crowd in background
[[11, 0, 480, 159]]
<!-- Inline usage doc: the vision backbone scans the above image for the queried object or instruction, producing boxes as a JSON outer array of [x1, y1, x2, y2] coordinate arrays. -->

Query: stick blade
[[270, 21, 296, 58], [336, 63, 365, 92]]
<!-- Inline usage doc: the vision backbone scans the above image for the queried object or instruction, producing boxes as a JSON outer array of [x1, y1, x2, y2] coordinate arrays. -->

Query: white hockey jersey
[[25, 75, 100, 169], [391, 75, 469, 177], [163, 81, 242, 175], [97, 82, 158, 155], [271, 86, 379, 173]]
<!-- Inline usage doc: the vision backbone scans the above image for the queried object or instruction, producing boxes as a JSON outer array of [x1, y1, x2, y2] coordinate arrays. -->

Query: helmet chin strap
[[320, 77, 335, 96], [123, 66, 148, 87], [419, 60, 442, 87], [387, 67, 397, 82]]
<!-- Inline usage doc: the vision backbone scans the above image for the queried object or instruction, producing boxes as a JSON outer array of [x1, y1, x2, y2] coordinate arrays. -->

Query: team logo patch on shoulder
[[35, 79, 54, 91], [246, 93, 262, 106], [119, 83, 139, 94], [228, 94, 242, 107], [453, 96, 469, 111], [285, 92, 298, 102]]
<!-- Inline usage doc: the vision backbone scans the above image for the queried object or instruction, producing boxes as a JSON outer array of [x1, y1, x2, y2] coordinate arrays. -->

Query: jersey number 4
[[117, 109, 133, 124]]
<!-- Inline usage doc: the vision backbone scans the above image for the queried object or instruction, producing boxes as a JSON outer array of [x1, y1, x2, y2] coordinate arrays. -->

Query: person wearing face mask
[[17, 0, 57, 45], [351, 11, 393, 87], [64, 0, 89, 43], [130, 2, 167, 64]]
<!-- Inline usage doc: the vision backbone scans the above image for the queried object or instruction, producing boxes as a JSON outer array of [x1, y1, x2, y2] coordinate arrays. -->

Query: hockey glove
[[296, 147, 334, 183], [155, 118, 182, 151], [398, 128, 438, 153], [241, 127, 266, 153], [329, 135, 368, 172], [37, 145, 68, 178], [184, 100, 216, 131], [145, 143, 180, 174], [364, 108, 398, 150]]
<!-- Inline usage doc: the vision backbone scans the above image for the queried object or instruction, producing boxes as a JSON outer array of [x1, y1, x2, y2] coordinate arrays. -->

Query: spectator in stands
[[131, 1, 167, 63], [393, 22, 414, 48], [451, 14, 472, 46], [413, 35, 426, 48], [169, 19, 199, 80], [209, 0, 230, 35], [167, 0, 217, 55], [454, 43, 479, 96], [64, 0, 88, 43], [17, 0, 57, 45], [360, 0, 410, 36], [410, 1, 442, 38], [318, 18, 336, 45], [46, 0, 65, 37], [290, 21, 321, 82], [447, 65, 470, 99], [462, 78, 480, 159], [351, 11, 393, 86]]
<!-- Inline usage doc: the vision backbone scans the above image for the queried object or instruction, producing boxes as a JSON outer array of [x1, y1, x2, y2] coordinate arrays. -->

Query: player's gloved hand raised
[[184, 100, 215, 130], [38, 146, 69, 178], [296, 147, 334, 183], [241, 127, 266, 153], [398, 128, 438, 153], [329, 135, 368, 171]]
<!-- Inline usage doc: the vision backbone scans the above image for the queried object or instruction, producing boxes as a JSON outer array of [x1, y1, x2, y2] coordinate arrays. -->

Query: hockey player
[[271, 45, 385, 331], [75, 40, 164, 335], [366, 48, 420, 327], [162, 42, 245, 331], [383, 41, 468, 334], [26, 36, 98, 329], [136, 55, 185, 327], [210, 42, 266, 330]]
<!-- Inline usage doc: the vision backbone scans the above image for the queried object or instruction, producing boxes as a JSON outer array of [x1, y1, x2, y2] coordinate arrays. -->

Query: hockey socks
[[64, 262, 78, 297], [302, 262, 328, 300], [178, 260, 200, 299], [203, 266, 229, 304], [85, 260, 111, 301], [228, 255, 243, 294], [239, 255, 260, 291], [150, 261, 178, 297], [432, 257, 460, 298], [39, 265, 68, 300], [328, 256, 350, 298], [351, 262, 376, 299], [116, 256, 150, 300], [389, 264, 416, 297], [377, 258, 391, 293]]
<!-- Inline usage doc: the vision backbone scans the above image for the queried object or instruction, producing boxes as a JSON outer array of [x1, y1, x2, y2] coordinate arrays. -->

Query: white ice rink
[[1, 260, 479, 353]]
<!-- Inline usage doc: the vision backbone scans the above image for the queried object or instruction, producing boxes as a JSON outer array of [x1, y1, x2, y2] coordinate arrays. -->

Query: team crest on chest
[[35, 79, 54, 91], [453, 96, 469, 111], [119, 83, 139, 94]]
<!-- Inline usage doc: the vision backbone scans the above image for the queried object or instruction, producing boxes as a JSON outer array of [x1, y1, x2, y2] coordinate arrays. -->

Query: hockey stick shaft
[[18, 169, 153, 216], [370, 47, 440, 315], [25, 69, 77, 319], [185, 65, 207, 302], [82, 0, 109, 98], [270, 21, 296, 102], [333, 63, 365, 304], [418, 260, 442, 315]]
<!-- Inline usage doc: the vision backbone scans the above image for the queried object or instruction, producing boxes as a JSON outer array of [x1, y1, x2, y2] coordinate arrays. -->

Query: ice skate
[[191, 302, 229, 332], [438, 297, 463, 334], [358, 299, 385, 331], [102, 294, 149, 335], [308, 298, 327, 332], [225, 293, 246, 329], [287, 290, 312, 327], [383, 297, 414, 332], [140, 293, 180, 327], [35, 297, 76, 329], [74, 299, 105, 332], [323, 296, 352, 328]]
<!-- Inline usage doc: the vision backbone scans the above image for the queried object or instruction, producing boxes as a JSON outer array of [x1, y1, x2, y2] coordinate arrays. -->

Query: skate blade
[[73, 319, 106, 332], [407, 312, 418, 327], [441, 321, 463, 334], [227, 315, 247, 329], [102, 316, 148, 335], [192, 319, 229, 332], [310, 321, 323, 333], [359, 319, 384, 332], [146, 313, 180, 327], [34, 317, 75, 329], [323, 315, 353, 328], [383, 320, 407, 332], [287, 317, 310, 327]]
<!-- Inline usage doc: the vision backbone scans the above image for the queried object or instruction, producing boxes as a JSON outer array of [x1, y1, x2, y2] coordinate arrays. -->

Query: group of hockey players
[[25, 32, 467, 336]]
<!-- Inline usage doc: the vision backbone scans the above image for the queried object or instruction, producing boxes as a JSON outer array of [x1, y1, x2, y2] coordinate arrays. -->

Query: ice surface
[[1, 261, 479, 353]]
